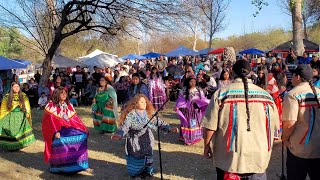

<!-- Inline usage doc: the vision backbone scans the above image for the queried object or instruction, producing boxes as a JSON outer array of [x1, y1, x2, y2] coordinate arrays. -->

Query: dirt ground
[[0, 102, 285, 180]]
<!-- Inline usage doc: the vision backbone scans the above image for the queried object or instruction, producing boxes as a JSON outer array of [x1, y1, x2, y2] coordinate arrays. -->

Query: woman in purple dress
[[148, 67, 167, 110], [175, 76, 210, 145]]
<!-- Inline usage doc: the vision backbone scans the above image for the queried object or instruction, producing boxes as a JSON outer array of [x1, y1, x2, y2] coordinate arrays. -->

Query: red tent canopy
[[208, 48, 224, 55]]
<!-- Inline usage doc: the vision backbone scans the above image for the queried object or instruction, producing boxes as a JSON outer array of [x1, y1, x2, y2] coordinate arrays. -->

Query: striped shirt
[[282, 82, 320, 158], [202, 78, 279, 173]]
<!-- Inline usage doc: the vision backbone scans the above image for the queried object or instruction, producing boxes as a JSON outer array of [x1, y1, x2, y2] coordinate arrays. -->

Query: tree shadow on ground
[[86, 126, 211, 179], [0, 150, 138, 179], [159, 112, 180, 125], [30, 109, 45, 141], [152, 150, 216, 179], [267, 141, 284, 179], [85, 125, 188, 159], [28, 108, 210, 179]]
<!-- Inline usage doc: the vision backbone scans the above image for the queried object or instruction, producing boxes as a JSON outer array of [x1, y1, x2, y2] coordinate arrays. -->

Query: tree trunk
[[40, 33, 63, 85], [202, 27, 207, 42], [291, 0, 305, 56], [39, 0, 61, 86], [302, 14, 308, 39], [45, 0, 58, 27], [208, 32, 213, 53], [207, 1, 214, 55], [41, 55, 52, 86], [192, 21, 199, 51]]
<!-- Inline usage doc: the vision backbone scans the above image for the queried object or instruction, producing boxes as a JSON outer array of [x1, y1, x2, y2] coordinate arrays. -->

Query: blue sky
[[215, 0, 291, 38]]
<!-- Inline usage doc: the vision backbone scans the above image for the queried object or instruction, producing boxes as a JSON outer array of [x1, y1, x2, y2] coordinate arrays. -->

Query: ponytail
[[309, 81, 320, 108], [232, 60, 252, 131], [241, 75, 251, 131]]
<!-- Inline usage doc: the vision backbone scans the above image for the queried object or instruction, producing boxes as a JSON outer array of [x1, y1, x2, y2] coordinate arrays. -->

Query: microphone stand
[[280, 141, 287, 180], [143, 89, 177, 180]]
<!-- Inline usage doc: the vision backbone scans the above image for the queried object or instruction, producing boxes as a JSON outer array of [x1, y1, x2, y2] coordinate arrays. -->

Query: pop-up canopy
[[164, 46, 198, 57], [0, 56, 27, 70]]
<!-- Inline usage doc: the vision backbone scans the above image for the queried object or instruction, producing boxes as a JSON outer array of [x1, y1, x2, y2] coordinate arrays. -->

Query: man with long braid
[[282, 64, 320, 180], [202, 60, 280, 180]]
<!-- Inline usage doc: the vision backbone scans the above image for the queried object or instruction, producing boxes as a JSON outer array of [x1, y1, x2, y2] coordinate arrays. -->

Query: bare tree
[[173, 1, 206, 51], [290, 0, 305, 55], [0, 0, 183, 84], [196, 0, 230, 53], [278, 0, 319, 39], [252, 0, 305, 55]]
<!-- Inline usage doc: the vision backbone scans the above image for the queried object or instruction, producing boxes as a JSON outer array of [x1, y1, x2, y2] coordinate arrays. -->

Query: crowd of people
[[0, 51, 319, 179]]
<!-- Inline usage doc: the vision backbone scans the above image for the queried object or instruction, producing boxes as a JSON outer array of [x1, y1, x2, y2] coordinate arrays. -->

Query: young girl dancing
[[111, 94, 178, 179]]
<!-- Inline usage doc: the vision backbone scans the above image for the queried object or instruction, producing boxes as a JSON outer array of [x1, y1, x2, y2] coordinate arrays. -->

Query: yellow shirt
[[202, 79, 279, 173], [0, 93, 32, 126], [282, 82, 320, 158]]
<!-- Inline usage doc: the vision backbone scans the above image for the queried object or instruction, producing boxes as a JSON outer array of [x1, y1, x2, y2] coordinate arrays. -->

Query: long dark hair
[[149, 67, 160, 80], [241, 73, 251, 131], [118, 76, 125, 83], [54, 75, 63, 88], [185, 77, 201, 101], [256, 68, 268, 90], [129, 73, 144, 93], [7, 82, 26, 111], [233, 60, 251, 131], [219, 68, 230, 81], [113, 70, 119, 82], [51, 86, 70, 106]]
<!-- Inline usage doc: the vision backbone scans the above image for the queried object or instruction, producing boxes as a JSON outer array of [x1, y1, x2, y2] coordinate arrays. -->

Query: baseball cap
[[290, 64, 313, 81]]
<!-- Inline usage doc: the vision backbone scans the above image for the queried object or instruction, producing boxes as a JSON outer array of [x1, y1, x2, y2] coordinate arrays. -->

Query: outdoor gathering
[[0, 0, 320, 180]]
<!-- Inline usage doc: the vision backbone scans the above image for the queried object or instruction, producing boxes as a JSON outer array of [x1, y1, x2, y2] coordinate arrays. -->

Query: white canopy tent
[[52, 55, 85, 68], [78, 49, 118, 62], [82, 53, 123, 68]]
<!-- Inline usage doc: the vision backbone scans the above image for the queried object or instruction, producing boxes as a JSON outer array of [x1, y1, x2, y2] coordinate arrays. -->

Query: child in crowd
[[69, 86, 79, 106], [111, 94, 178, 179], [84, 79, 97, 105], [38, 92, 48, 109]]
